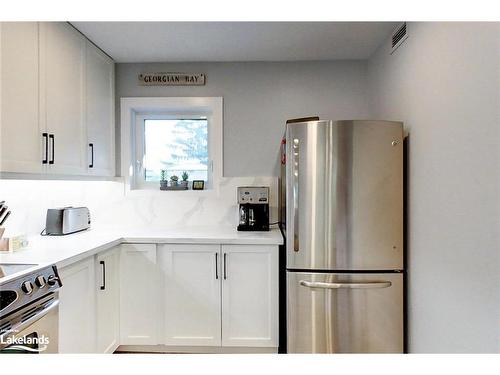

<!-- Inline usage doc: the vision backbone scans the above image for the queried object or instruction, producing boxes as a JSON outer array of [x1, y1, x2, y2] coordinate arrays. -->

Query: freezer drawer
[[287, 271, 403, 353]]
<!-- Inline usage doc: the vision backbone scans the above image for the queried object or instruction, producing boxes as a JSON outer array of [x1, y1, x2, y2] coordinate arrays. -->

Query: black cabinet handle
[[223, 253, 227, 280], [89, 143, 94, 168], [100, 260, 106, 290], [215, 253, 219, 279], [49, 134, 55, 164], [42, 133, 48, 164]]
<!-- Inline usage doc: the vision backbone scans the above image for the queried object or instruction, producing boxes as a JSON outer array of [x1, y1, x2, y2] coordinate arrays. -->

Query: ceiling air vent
[[391, 22, 408, 54]]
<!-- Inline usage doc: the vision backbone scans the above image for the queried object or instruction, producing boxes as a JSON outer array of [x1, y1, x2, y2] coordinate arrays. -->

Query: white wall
[[0, 176, 278, 237], [4, 61, 368, 238], [367, 22, 500, 353], [115, 61, 370, 176]]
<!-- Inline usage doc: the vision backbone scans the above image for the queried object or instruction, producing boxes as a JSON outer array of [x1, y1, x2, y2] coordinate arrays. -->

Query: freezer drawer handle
[[299, 280, 392, 289]]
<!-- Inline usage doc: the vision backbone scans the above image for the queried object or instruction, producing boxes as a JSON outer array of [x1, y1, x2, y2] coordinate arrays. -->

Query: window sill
[[125, 185, 219, 198]]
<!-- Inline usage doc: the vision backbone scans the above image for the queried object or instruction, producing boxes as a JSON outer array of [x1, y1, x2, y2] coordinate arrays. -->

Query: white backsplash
[[0, 177, 278, 237]]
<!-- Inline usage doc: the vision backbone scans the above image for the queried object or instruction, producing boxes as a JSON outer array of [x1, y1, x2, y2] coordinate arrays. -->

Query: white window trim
[[120, 97, 223, 195]]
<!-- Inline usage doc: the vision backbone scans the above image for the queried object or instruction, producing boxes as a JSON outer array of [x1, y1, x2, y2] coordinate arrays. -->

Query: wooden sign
[[138, 72, 205, 86]]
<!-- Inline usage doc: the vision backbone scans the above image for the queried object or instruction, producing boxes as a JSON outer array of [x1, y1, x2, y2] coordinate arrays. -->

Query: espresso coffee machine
[[237, 187, 269, 231]]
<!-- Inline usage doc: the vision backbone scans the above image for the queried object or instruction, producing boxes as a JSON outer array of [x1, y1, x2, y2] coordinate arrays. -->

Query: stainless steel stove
[[0, 263, 62, 353]]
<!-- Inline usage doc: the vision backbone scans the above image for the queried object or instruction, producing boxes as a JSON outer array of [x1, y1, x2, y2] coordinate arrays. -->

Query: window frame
[[120, 97, 223, 194]]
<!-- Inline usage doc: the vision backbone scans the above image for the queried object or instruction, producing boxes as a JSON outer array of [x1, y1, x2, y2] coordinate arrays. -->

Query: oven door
[[0, 295, 59, 354]]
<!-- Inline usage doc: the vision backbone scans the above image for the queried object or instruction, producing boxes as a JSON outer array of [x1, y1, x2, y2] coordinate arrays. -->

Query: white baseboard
[[116, 345, 278, 354]]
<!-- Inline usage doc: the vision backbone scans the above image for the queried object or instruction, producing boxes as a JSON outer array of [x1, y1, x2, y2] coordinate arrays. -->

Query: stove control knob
[[47, 275, 59, 287], [35, 275, 47, 288], [21, 281, 34, 295]]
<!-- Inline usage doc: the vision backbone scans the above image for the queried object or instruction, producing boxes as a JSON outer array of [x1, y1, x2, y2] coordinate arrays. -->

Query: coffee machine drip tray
[[237, 186, 270, 231]]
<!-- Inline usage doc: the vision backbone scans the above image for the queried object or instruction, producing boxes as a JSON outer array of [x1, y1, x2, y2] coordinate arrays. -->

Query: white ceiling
[[71, 22, 397, 63]]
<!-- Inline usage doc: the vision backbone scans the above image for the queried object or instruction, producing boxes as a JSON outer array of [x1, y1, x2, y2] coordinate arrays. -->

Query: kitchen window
[[121, 97, 223, 191], [138, 116, 209, 183]]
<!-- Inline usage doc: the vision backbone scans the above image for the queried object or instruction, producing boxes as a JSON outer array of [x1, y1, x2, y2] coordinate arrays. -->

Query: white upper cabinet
[[0, 22, 43, 173], [159, 244, 222, 347], [221, 245, 279, 347], [0, 22, 114, 178], [39, 22, 87, 175], [86, 41, 115, 176]]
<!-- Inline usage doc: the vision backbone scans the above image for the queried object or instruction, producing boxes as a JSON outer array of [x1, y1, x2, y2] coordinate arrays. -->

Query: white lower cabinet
[[96, 247, 120, 353], [59, 247, 120, 353], [58, 242, 278, 353], [58, 257, 96, 353], [159, 244, 221, 346], [157, 243, 279, 349], [221, 245, 278, 347], [119, 244, 159, 345]]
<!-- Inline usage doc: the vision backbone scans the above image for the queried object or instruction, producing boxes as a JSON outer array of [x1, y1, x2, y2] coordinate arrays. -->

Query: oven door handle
[[0, 299, 59, 350]]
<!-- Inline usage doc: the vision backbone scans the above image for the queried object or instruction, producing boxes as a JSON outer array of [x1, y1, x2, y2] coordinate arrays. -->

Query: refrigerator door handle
[[299, 280, 392, 289], [292, 138, 300, 252]]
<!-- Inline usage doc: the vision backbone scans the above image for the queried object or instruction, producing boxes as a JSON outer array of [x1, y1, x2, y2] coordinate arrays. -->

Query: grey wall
[[367, 22, 500, 353], [115, 61, 370, 176], [115, 28, 500, 353]]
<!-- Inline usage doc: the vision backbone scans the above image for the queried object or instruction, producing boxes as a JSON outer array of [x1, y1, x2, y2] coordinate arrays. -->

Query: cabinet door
[[221, 245, 279, 347], [39, 22, 87, 175], [159, 244, 221, 346], [0, 22, 44, 173], [58, 257, 96, 353], [96, 247, 120, 353], [120, 244, 159, 345], [86, 41, 115, 176]]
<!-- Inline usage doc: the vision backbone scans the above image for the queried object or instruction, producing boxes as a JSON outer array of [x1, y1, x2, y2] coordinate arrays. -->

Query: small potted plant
[[170, 175, 179, 187], [160, 170, 168, 190], [180, 171, 189, 188]]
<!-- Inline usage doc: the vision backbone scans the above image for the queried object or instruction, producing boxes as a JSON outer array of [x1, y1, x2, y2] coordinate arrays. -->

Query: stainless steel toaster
[[45, 207, 91, 235]]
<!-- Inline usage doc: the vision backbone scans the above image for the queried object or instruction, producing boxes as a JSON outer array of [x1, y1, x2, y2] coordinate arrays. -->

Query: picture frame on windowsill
[[192, 180, 205, 190]]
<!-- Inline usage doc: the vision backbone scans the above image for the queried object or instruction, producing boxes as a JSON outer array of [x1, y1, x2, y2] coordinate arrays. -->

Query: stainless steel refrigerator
[[280, 119, 405, 353]]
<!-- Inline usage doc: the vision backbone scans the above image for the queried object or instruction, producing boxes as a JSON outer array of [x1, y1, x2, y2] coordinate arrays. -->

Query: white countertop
[[0, 226, 283, 270]]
